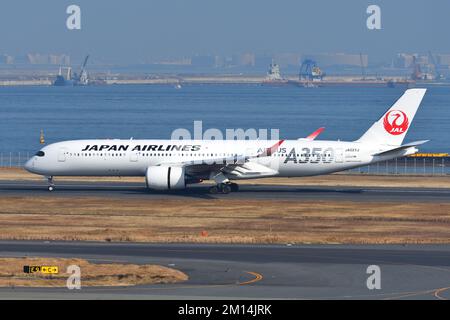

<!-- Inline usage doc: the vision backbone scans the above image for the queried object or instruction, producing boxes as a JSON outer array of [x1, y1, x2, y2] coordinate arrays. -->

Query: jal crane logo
[[383, 110, 409, 135]]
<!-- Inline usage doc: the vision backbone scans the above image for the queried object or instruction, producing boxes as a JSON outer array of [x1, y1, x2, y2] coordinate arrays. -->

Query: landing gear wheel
[[230, 183, 239, 192], [209, 186, 219, 194], [48, 186, 54, 192], [220, 184, 231, 194], [210, 184, 232, 194]]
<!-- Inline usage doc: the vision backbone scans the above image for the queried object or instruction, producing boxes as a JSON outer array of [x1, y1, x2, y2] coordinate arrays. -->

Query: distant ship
[[262, 61, 288, 86], [53, 67, 75, 86], [53, 55, 90, 86]]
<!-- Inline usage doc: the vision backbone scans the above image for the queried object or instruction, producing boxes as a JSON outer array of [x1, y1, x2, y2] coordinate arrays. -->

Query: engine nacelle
[[145, 166, 185, 190]]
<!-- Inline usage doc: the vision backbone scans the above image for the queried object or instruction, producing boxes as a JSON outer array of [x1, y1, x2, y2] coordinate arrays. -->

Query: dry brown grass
[[0, 257, 188, 287], [0, 196, 449, 244], [2, 168, 450, 188]]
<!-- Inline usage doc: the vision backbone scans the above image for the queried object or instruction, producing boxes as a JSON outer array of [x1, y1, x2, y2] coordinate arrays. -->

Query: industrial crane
[[74, 55, 90, 85]]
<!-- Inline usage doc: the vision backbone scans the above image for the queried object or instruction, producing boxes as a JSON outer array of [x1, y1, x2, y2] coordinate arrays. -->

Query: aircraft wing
[[158, 140, 284, 179], [220, 161, 278, 179], [161, 140, 284, 167], [182, 159, 279, 180]]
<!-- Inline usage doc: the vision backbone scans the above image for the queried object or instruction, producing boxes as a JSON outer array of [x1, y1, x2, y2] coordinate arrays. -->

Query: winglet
[[305, 127, 325, 141]]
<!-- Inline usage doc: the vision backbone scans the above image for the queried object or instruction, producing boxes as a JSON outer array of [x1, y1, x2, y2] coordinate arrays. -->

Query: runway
[[1, 180, 450, 202], [0, 241, 449, 299]]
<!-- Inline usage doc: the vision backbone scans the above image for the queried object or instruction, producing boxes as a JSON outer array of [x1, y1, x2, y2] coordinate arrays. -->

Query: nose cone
[[24, 158, 34, 173]]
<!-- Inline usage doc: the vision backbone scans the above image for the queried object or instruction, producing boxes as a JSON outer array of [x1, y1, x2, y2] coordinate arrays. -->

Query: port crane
[[73, 55, 90, 85], [299, 59, 324, 81], [428, 51, 445, 80]]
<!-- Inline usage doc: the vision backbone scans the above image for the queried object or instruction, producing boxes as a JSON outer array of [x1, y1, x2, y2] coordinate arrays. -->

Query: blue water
[[0, 84, 449, 153]]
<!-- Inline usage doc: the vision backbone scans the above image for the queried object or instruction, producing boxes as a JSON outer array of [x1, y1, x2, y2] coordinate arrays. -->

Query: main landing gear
[[209, 172, 238, 194], [209, 183, 239, 194], [46, 176, 55, 192]]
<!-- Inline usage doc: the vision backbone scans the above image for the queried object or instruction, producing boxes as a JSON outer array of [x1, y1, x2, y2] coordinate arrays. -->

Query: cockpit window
[[35, 151, 45, 157]]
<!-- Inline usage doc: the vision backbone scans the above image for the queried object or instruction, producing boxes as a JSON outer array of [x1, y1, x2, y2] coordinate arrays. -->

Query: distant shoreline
[[0, 80, 52, 86], [0, 74, 432, 87]]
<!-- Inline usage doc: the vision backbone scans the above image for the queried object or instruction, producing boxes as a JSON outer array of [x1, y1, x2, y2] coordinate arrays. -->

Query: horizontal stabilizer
[[372, 140, 429, 156]]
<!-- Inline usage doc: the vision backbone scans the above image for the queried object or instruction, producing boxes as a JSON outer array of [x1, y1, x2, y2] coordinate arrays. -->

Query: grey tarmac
[[0, 180, 450, 202], [0, 241, 449, 300]]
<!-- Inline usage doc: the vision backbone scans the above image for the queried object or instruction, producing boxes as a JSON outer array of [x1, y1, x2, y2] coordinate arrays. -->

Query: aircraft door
[[129, 152, 138, 162], [58, 148, 67, 162], [335, 148, 344, 163]]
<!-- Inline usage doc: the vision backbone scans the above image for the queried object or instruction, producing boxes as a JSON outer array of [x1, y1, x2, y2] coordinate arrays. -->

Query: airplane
[[25, 88, 427, 194]]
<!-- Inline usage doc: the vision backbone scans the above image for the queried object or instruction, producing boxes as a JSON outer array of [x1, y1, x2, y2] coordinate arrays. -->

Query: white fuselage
[[24, 139, 407, 179]]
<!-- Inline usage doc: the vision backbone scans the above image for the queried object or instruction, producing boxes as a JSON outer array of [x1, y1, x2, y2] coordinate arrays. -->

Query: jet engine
[[145, 166, 185, 190]]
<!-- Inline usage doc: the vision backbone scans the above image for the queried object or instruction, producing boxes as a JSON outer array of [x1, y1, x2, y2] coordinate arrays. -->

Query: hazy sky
[[0, 0, 449, 63]]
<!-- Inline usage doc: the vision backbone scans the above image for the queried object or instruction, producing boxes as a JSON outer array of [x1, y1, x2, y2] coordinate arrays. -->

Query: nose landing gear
[[46, 176, 55, 192]]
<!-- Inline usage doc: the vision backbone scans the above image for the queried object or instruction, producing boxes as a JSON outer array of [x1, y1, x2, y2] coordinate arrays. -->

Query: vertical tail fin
[[357, 88, 426, 146]]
